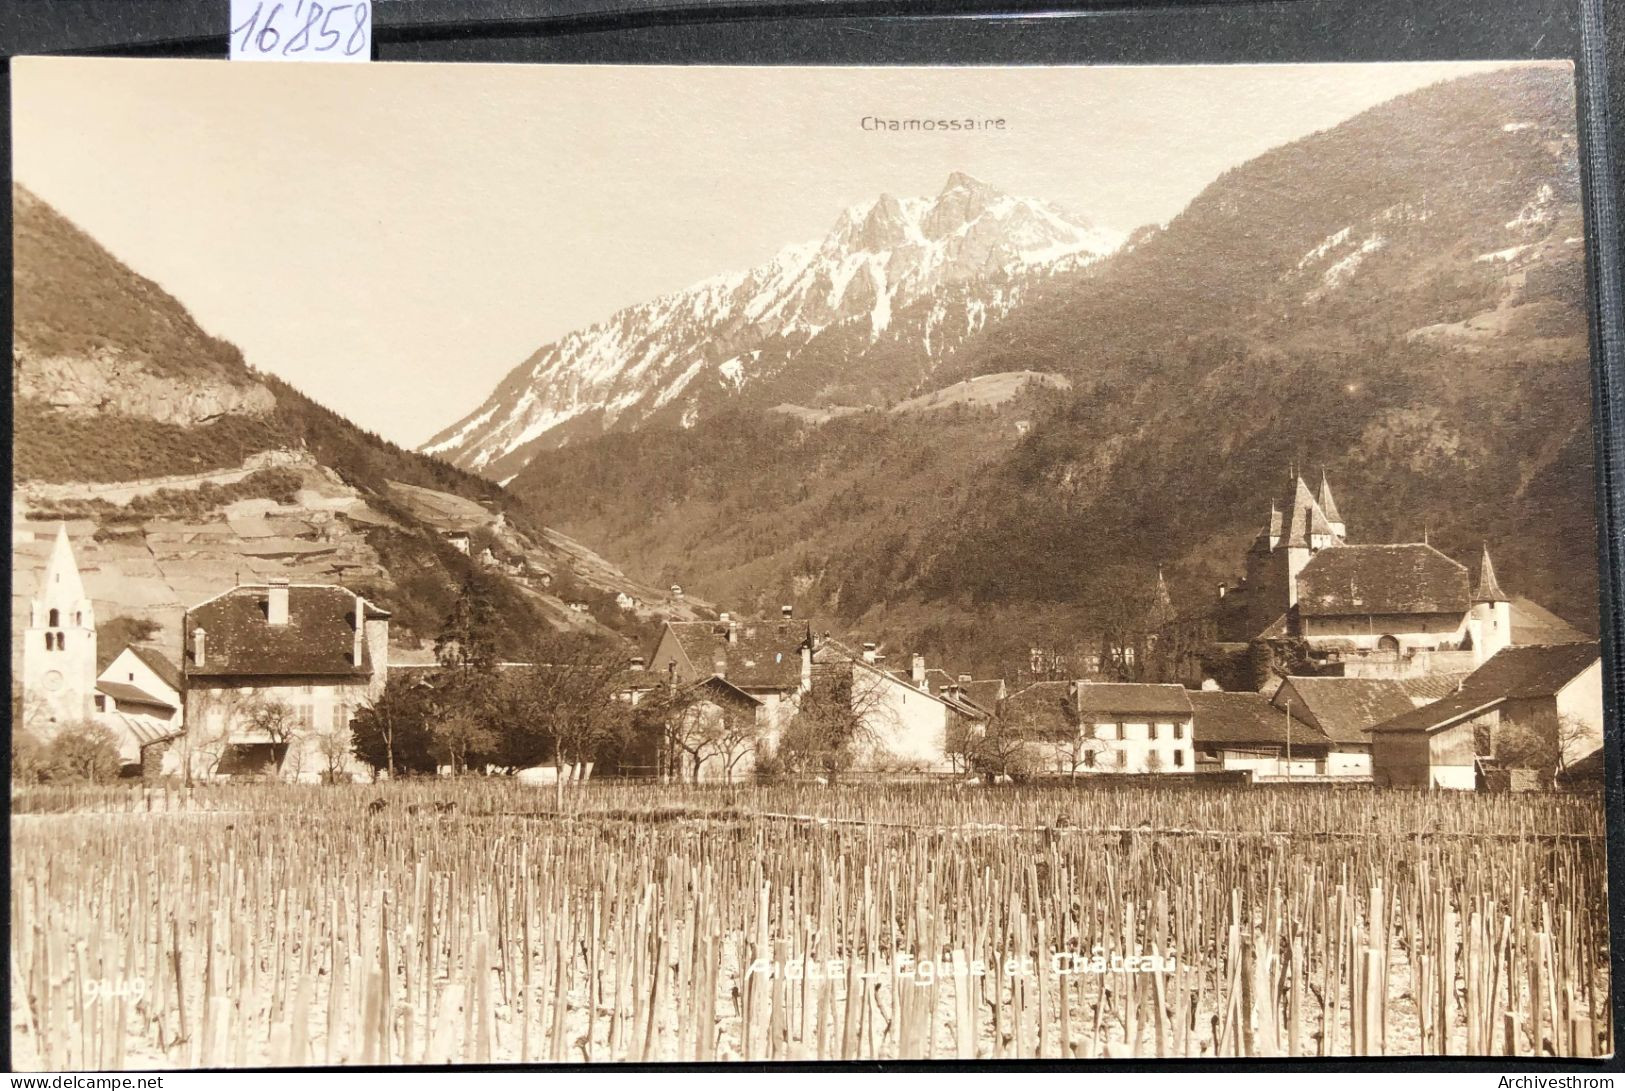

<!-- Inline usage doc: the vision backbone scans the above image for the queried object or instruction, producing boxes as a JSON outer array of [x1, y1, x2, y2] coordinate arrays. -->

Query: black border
[[1, 0, 1622, 1075]]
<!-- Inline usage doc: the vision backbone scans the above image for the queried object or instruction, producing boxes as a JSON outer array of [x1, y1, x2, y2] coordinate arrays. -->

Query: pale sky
[[12, 57, 1531, 447]]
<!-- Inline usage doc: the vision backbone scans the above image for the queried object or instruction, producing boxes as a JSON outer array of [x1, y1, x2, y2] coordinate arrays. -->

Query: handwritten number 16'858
[[233, 1, 369, 57]]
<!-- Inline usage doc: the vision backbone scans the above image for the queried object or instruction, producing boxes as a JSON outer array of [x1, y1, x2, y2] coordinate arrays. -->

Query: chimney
[[719, 611, 731, 625], [1217, 582, 1228, 599], [862, 642, 877, 665], [911, 653, 926, 686], [800, 642, 813, 693], [781, 604, 794, 619], [192, 626, 206, 668], [727, 618, 739, 644], [671, 584, 683, 599], [352, 592, 365, 668], [267, 578, 290, 626], [629, 655, 646, 671], [958, 673, 972, 683]]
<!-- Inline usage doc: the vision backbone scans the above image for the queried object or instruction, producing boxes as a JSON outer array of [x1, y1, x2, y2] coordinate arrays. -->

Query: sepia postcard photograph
[[7, 56, 1614, 1068]]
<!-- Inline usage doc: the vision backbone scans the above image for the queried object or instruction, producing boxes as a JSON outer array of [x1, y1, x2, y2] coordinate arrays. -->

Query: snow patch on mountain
[[423, 173, 1123, 474]]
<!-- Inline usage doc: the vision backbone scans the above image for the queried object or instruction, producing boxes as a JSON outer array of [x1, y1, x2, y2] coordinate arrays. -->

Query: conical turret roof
[[1318, 471, 1344, 527], [1282, 476, 1326, 547], [1474, 544, 1508, 602]]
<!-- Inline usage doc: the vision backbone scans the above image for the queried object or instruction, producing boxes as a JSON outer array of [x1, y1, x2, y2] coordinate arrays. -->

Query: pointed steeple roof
[[39, 523, 89, 606], [1282, 476, 1325, 547], [1147, 567, 1177, 629], [1318, 470, 1344, 527], [1474, 544, 1508, 603]]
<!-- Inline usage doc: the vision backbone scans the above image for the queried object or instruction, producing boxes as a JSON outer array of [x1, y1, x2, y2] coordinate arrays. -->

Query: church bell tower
[[22, 525, 98, 731]]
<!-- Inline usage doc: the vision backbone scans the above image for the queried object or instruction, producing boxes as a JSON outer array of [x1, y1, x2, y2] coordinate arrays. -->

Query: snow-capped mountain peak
[[422, 174, 1122, 478]]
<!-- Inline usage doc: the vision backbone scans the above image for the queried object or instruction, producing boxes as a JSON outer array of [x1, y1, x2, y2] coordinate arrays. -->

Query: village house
[[1216, 472, 1583, 677], [1187, 688, 1330, 779], [1369, 642, 1603, 789], [647, 614, 813, 748], [1266, 676, 1421, 778], [181, 578, 390, 782], [95, 644, 186, 777], [1000, 680, 1195, 775], [808, 639, 987, 775]]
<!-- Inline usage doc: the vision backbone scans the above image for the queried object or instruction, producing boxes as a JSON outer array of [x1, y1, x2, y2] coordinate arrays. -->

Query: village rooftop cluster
[[16, 471, 1604, 791]]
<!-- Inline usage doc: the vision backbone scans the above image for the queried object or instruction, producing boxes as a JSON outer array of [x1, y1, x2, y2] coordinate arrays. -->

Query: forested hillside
[[510, 65, 1600, 665]]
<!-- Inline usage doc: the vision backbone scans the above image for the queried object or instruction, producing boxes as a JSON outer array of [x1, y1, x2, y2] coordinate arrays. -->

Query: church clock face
[[42, 670, 64, 692]]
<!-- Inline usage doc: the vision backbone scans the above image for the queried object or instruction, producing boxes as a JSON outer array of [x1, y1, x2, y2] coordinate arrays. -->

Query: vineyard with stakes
[[10, 782, 1612, 1067]]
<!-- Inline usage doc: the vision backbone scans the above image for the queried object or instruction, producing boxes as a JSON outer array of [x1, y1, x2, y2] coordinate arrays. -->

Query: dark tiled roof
[[1189, 690, 1326, 748], [1073, 682, 1192, 718], [96, 680, 176, 711], [1000, 682, 1074, 736], [1370, 643, 1600, 735], [665, 619, 809, 690], [688, 675, 764, 707], [186, 584, 387, 678], [1509, 597, 1590, 645], [1457, 642, 1599, 701], [1295, 544, 1470, 618], [1274, 676, 1416, 744], [1396, 673, 1472, 703], [126, 644, 183, 693], [962, 680, 1007, 714]]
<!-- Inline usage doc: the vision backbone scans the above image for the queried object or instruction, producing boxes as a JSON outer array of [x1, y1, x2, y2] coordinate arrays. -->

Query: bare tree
[[777, 660, 897, 782], [1496, 710, 1599, 785], [245, 697, 300, 777], [501, 647, 631, 809], [431, 710, 495, 777], [179, 687, 254, 784]]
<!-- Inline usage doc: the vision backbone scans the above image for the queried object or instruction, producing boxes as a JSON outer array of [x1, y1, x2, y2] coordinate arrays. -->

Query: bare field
[[9, 782, 1612, 1067]]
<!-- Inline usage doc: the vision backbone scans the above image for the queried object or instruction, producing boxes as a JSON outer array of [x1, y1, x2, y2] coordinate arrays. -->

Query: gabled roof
[[689, 674, 764, 707], [1457, 642, 1599, 700], [1396, 673, 1472, 704], [1294, 543, 1471, 618], [186, 584, 388, 678], [1073, 682, 1192, 718], [961, 680, 1007, 715], [661, 619, 809, 690], [1370, 643, 1600, 735], [1509, 597, 1589, 645], [1000, 681, 1074, 736], [124, 644, 183, 693], [1189, 690, 1327, 748], [1273, 676, 1416, 745], [96, 680, 176, 711]]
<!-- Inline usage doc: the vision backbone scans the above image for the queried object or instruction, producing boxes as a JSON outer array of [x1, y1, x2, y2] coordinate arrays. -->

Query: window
[[1116, 750, 1127, 768], [1173, 750, 1185, 768], [1115, 722, 1125, 740], [47, 609, 59, 628], [74, 612, 82, 626], [1084, 750, 1096, 768], [42, 633, 51, 651], [94, 695, 106, 712], [1150, 722, 1159, 741], [1173, 722, 1184, 740]]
